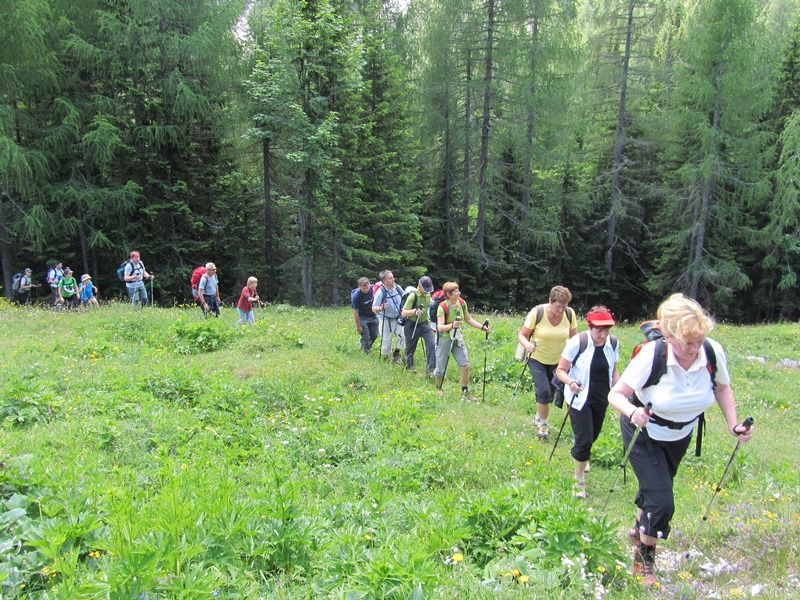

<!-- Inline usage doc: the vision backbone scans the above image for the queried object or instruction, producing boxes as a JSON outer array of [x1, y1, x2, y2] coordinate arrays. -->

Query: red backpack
[[190, 266, 207, 301]]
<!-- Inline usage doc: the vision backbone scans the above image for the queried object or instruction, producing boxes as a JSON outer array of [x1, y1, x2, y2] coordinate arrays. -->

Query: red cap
[[587, 310, 615, 327]]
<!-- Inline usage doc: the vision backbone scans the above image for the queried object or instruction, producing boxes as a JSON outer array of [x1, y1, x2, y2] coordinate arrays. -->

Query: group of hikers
[[352, 272, 754, 586]]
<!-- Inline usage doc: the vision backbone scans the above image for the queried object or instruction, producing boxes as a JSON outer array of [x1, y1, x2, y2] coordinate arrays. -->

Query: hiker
[[17, 268, 37, 305], [433, 281, 490, 400], [607, 293, 753, 586], [555, 306, 619, 498], [198, 262, 221, 317], [47, 261, 64, 305], [236, 277, 260, 325], [352, 277, 378, 353], [401, 275, 436, 375], [79, 274, 100, 309], [517, 285, 578, 439], [123, 250, 154, 308], [57, 267, 80, 309], [372, 270, 404, 362]]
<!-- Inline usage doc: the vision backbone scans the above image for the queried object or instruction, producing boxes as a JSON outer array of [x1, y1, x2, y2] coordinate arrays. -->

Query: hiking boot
[[633, 543, 657, 586], [534, 417, 549, 439], [392, 349, 402, 364], [573, 480, 587, 499], [629, 525, 642, 565], [461, 388, 478, 402], [426, 371, 435, 379], [435, 376, 444, 395]]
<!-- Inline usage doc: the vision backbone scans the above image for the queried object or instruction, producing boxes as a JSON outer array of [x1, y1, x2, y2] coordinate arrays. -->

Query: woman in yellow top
[[517, 285, 578, 438]]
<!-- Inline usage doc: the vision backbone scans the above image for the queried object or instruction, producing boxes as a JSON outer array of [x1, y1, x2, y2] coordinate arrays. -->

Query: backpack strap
[[610, 335, 618, 351]]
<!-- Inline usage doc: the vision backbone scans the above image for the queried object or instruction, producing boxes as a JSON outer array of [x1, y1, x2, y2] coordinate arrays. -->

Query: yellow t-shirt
[[522, 304, 577, 365]]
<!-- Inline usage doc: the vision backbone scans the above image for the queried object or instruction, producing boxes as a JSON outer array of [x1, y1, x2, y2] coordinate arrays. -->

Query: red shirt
[[237, 286, 255, 311]]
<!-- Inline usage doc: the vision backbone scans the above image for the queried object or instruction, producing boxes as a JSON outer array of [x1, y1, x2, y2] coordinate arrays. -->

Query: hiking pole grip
[[483, 319, 490, 339], [737, 416, 754, 432]]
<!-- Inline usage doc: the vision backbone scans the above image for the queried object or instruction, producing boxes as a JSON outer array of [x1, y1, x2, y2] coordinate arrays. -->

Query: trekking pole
[[150, 276, 154, 307], [548, 383, 580, 463], [602, 403, 652, 511], [438, 318, 459, 394], [481, 320, 490, 403], [684, 416, 754, 559], [502, 352, 533, 422]]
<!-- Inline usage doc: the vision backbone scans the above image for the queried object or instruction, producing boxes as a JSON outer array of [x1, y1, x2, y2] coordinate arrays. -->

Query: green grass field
[[1, 301, 798, 598]]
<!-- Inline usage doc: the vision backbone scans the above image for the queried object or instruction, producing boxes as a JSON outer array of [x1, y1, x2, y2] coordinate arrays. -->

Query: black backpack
[[552, 331, 618, 407], [633, 336, 717, 457], [397, 289, 420, 326]]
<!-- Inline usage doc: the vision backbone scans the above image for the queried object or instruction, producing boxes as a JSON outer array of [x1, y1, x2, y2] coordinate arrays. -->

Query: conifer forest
[[2, 0, 800, 321]]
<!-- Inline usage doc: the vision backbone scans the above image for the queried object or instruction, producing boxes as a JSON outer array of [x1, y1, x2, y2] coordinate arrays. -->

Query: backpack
[[632, 321, 717, 456], [11, 273, 23, 295], [551, 331, 618, 407], [191, 266, 207, 300], [515, 304, 577, 361], [397, 289, 419, 326], [116, 260, 132, 282], [428, 291, 466, 331]]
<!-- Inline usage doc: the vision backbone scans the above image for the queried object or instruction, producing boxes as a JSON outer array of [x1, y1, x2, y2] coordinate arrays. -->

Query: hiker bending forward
[[555, 306, 619, 498], [607, 293, 753, 586], [433, 282, 489, 401]]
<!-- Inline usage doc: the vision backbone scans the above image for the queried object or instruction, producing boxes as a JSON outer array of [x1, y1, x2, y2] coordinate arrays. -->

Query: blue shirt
[[199, 274, 218, 296]]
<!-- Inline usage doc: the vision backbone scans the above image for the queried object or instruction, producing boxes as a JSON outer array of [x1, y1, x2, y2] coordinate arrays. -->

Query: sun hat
[[586, 308, 615, 327], [81, 274, 92, 283], [419, 276, 434, 293]]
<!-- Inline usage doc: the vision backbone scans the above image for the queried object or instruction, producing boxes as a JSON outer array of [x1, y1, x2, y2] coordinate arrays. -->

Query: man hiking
[[401, 275, 436, 376], [352, 277, 378, 354], [123, 250, 154, 308], [372, 270, 404, 363]]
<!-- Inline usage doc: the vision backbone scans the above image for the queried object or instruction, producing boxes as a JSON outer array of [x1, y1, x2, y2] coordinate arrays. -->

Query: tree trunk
[[606, 0, 636, 275], [0, 195, 14, 300], [462, 49, 472, 239], [688, 104, 721, 299], [263, 137, 276, 300], [443, 83, 455, 246], [522, 16, 539, 212], [299, 172, 314, 306], [475, 0, 495, 258]]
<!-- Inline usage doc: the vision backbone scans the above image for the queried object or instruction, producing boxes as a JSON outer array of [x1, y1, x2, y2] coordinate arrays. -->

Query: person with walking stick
[[401, 276, 436, 376], [372, 270, 404, 363], [516, 286, 578, 439], [433, 282, 490, 401], [607, 293, 753, 586], [554, 306, 619, 498], [123, 250, 154, 309]]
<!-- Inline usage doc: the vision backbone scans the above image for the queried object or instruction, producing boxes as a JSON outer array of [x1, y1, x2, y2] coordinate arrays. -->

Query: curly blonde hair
[[657, 293, 714, 343]]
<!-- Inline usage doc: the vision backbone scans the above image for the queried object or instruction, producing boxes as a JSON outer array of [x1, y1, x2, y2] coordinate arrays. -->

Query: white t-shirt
[[620, 338, 730, 442], [560, 333, 619, 411]]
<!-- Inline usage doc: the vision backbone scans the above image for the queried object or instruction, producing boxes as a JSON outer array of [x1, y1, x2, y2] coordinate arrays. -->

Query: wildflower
[[518, 575, 529, 584], [561, 555, 575, 568], [363, 534, 373, 541], [678, 570, 692, 580], [597, 565, 606, 573], [512, 569, 521, 578], [451, 552, 464, 563], [581, 534, 592, 544]]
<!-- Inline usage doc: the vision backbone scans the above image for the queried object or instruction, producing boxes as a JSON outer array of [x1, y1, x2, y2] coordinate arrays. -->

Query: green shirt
[[403, 290, 431, 323], [58, 276, 78, 298], [437, 298, 466, 325]]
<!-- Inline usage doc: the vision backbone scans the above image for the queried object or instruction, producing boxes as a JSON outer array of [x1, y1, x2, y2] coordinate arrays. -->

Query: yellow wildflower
[[518, 575, 529, 584], [451, 552, 464, 563]]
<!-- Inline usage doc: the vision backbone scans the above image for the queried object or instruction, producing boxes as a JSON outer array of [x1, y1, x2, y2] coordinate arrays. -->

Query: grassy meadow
[[1, 300, 798, 599]]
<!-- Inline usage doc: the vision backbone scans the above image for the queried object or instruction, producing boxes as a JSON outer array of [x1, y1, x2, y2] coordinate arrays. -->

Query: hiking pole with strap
[[502, 352, 533, 421], [684, 416, 754, 559], [150, 276, 154, 307], [548, 383, 580, 463], [481, 320, 490, 403], [602, 402, 652, 511]]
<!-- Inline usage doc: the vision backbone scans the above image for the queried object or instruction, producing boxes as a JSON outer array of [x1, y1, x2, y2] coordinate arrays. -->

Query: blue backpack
[[116, 260, 131, 282]]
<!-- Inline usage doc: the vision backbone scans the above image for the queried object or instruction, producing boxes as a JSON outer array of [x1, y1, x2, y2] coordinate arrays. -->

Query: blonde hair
[[549, 285, 572, 304], [657, 293, 714, 343], [247, 277, 258, 286], [442, 281, 459, 298]]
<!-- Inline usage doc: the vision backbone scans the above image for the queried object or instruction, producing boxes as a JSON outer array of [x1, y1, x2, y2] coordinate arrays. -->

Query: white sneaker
[[534, 417, 549, 439]]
